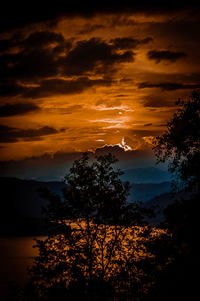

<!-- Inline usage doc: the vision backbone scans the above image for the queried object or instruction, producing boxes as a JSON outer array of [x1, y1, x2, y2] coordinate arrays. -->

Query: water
[[0, 236, 42, 298]]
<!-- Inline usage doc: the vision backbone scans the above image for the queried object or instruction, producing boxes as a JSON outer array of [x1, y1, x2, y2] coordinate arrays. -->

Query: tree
[[145, 92, 200, 301], [153, 91, 200, 192], [26, 153, 152, 301], [152, 91, 200, 260]]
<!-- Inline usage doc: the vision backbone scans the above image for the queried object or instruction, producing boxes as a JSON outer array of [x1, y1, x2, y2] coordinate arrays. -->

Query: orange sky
[[0, 6, 200, 161]]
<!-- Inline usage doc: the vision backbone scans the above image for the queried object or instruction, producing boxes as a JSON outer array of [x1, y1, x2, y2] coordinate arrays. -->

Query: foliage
[[148, 92, 200, 301], [152, 91, 200, 258], [153, 91, 200, 192], [25, 153, 153, 300]]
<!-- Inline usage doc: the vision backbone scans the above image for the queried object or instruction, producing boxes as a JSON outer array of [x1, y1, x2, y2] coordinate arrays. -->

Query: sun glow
[[97, 137, 132, 152], [117, 137, 132, 151]]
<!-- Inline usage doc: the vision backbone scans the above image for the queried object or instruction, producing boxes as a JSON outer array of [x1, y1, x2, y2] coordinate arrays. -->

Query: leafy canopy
[[27, 153, 152, 300], [146, 93, 200, 301], [153, 91, 200, 191]]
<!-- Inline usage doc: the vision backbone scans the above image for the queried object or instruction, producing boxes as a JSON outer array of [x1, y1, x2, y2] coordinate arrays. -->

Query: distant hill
[[0, 177, 65, 236], [128, 182, 171, 203], [0, 177, 65, 218], [121, 167, 171, 184], [144, 190, 192, 224], [0, 177, 172, 236]]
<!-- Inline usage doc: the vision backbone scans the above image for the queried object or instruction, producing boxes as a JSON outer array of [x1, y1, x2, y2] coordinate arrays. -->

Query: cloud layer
[[0, 102, 39, 116], [0, 125, 64, 143], [0, 4, 200, 163], [147, 50, 187, 63]]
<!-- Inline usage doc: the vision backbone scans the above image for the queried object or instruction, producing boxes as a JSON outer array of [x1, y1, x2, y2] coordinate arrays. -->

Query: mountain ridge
[[0, 176, 172, 236], [121, 166, 171, 184]]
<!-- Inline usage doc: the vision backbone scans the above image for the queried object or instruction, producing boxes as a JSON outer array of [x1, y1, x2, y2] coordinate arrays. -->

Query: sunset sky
[[1, 2, 200, 177]]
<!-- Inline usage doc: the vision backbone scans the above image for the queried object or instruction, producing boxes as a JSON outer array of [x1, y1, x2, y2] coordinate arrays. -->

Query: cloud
[[0, 102, 39, 117], [0, 31, 67, 54], [0, 77, 113, 99], [142, 94, 173, 107], [22, 30, 66, 49], [0, 125, 63, 143], [0, 147, 156, 180], [0, 30, 71, 83], [0, 80, 26, 97], [23, 77, 113, 98], [1, 2, 200, 33], [0, 33, 22, 53], [111, 37, 153, 50], [143, 123, 152, 127], [138, 82, 200, 91], [0, 48, 59, 82], [0, 34, 134, 98], [130, 128, 161, 138], [147, 50, 187, 63], [94, 144, 155, 168], [78, 24, 105, 34], [60, 38, 134, 76]]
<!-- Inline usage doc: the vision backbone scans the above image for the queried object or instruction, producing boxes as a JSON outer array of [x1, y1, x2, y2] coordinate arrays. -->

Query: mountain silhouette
[[0, 177, 172, 235], [121, 167, 171, 183]]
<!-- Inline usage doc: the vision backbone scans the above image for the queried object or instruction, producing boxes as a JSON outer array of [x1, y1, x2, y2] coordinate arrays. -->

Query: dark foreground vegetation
[[4, 92, 200, 301]]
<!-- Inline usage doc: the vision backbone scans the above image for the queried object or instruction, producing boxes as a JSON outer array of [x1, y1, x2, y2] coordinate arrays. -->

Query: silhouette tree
[[153, 91, 200, 192], [26, 153, 153, 301], [144, 92, 200, 301]]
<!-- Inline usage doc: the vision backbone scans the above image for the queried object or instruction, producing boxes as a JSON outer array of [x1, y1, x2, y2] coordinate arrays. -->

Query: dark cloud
[[0, 35, 133, 97], [158, 123, 168, 127], [148, 20, 200, 52], [0, 102, 39, 117], [0, 38, 14, 53], [130, 129, 161, 137], [111, 37, 153, 50], [143, 123, 152, 127], [0, 80, 26, 97], [23, 77, 113, 98], [0, 49, 59, 82], [78, 24, 105, 34], [22, 31, 65, 49], [0, 34, 22, 53], [94, 145, 156, 168], [0, 147, 156, 180], [142, 94, 174, 107], [114, 94, 128, 98], [0, 77, 113, 99], [0, 31, 66, 54], [147, 50, 187, 63], [60, 38, 134, 76], [1, 2, 200, 33], [138, 82, 200, 91], [0, 31, 70, 82], [0, 125, 63, 143]]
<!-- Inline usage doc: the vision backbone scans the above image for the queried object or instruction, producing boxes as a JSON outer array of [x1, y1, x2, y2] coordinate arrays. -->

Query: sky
[[0, 2, 200, 178]]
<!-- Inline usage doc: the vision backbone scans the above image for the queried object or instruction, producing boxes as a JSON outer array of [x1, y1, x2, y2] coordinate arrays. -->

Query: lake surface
[[0, 237, 43, 298]]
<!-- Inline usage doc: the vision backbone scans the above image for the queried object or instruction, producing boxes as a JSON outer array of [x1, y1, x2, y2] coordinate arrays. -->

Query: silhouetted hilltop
[[129, 182, 171, 202], [144, 190, 192, 224], [0, 177, 65, 236], [121, 167, 171, 184], [0, 177, 64, 217]]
